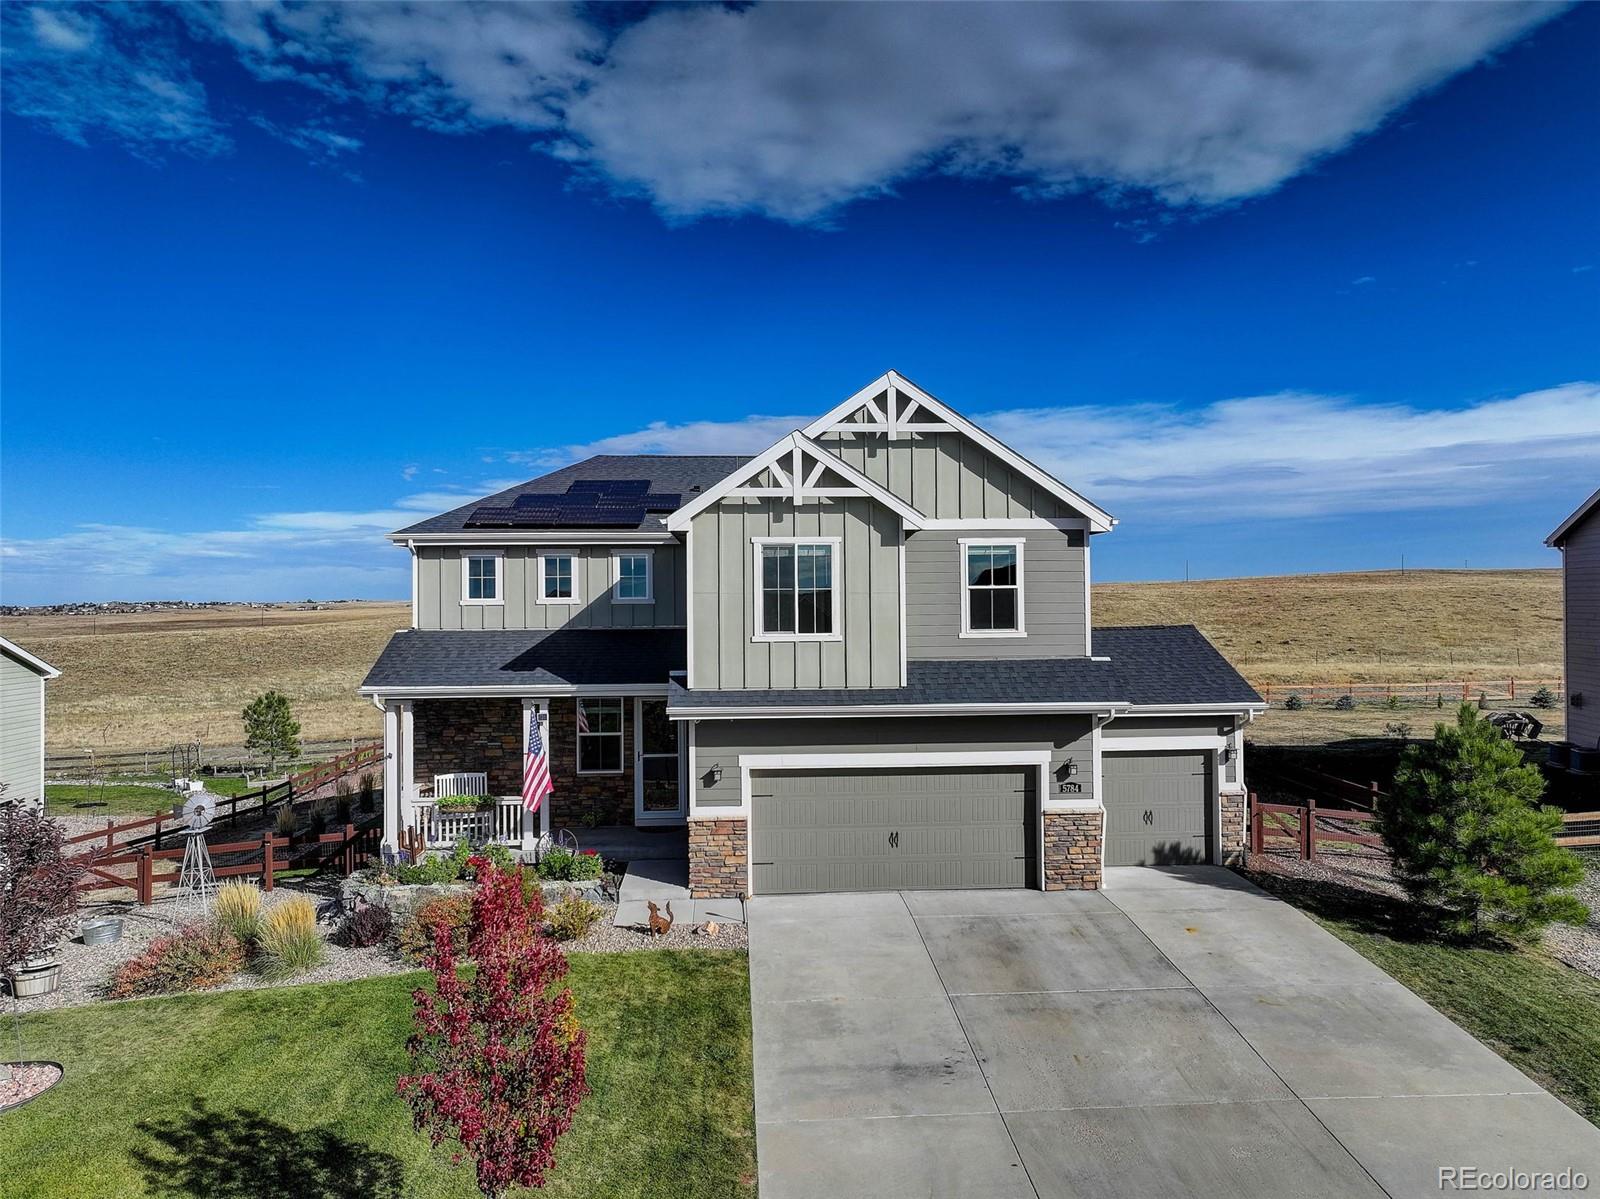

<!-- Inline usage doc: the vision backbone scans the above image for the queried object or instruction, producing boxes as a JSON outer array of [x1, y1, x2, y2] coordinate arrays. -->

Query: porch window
[[538, 552, 578, 604], [576, 698, 624, 773], [461, 551, 503, 604], [755, 538, 839, 639], [961, 540, 1024, 635], [612, 551, 653, 603]]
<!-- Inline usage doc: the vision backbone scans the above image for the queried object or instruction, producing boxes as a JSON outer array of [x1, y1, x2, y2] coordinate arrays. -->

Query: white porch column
[[399, 701, 416, 812], [520, 698, 552, 856], [382, 701, 401, 851]]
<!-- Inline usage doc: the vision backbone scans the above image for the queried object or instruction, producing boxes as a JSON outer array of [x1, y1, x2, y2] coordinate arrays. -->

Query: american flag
[[522, 708, 552, 812], [576, 699, 590, 734]]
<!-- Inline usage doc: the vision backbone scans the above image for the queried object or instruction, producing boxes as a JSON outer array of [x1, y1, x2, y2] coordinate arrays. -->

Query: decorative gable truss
[[665, 432, 925, 530], [802, 370, 1115, 533]]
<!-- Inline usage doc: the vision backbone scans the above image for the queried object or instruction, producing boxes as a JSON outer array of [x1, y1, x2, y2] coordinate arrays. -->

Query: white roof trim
[[1546, 486, 1600, 547], [0, 637, 60, 679], [359, 684, 671, 699], [802, 370, 1117, 534], [668, 701, 1130, 720], [665, 432, 926, 530]]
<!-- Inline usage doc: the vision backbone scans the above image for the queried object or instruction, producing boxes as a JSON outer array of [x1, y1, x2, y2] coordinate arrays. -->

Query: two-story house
[[1547, 487, 1600, 765], [361, 372, 1264, 897]]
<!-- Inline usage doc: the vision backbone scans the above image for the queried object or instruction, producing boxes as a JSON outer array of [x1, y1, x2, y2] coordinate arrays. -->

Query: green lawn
[[1246, 868, 1600, 1125], [0, 951, 755, 1199], [45, 783, 176, 817]]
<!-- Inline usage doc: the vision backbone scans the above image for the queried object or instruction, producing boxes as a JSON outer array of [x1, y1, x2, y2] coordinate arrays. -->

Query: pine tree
[[1378, 704, 1587, 941], [241, 690, 301, 777]]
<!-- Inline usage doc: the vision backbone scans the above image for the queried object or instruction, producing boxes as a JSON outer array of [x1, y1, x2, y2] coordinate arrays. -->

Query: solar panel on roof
[[464, 478, 684, 528], [566, 479, 651, 495]]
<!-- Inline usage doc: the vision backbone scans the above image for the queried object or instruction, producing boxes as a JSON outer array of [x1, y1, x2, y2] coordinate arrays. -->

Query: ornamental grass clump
[[257, 895, 325, 979], [213, 881, 263, 947], [399, 856, 587, 1198]]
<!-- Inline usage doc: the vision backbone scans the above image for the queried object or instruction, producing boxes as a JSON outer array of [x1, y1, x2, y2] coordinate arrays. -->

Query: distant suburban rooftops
[[669, 626, 1263, 712], [392, 455, 751, 537]]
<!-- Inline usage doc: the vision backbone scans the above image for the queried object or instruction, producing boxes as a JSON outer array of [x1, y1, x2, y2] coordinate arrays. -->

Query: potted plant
[[434, 794, 493, 814], [1, 803, 84, 1093]]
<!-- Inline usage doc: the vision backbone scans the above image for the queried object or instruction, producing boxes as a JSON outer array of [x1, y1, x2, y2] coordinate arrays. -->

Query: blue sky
[[2, 1, 1597, 605]]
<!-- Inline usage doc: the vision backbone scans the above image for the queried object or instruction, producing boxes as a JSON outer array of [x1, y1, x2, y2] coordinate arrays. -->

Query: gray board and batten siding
[[690, 498, 903, 691], [1556, 502, 1600, 749], [414, 543, 685, 631]]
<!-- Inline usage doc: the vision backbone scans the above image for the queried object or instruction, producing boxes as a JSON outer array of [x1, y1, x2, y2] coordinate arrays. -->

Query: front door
[[633, 697, 685, 825]]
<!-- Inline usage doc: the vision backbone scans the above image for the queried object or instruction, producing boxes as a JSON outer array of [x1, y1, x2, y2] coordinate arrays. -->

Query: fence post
[[344, 823, 356, 875], [1369, 781, 1380, 806], [104, 818, 116, 855], [139, 845, 154, 906], [1508, 678, 1515, 700], [262, 832, 275, 891], [1303, 798, 1317, 861], [1249, 793, 1262, 854]]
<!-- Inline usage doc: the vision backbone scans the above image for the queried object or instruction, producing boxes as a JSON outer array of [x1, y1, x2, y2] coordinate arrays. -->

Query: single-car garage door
[[750, 766, 1035, 894], [1103, 751, 1213, 866]]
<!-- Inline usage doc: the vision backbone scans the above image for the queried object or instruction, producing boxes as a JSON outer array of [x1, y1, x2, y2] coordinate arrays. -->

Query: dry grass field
[[3, 569, 1563, 756], [5, 603, 405, 755]]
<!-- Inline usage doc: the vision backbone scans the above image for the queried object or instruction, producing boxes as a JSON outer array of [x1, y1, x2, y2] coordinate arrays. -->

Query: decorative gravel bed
[[0, 1063, 63, 1113], [10, 882, 745, 1013], [1246, 845, 1600, 979]]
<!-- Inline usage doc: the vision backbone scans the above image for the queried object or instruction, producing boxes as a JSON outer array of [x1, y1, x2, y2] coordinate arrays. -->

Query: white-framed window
[[611, 550, 653, 604], [536, 552, 580, 605], [575, 697, 624, 774], [959, 539, 1025, 636], [753, 537, 842, 641], [460, 550, 504, 605]]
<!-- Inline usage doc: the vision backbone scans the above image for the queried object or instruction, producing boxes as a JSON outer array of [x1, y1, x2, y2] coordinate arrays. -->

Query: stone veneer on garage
[[1043, 809, 1103, 890], [1220, 789, 1247, 864], [689, 818, 747, 899], [412, 697, 634, 828]]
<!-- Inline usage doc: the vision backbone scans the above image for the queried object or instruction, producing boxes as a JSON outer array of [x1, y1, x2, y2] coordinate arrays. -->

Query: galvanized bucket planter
[[80, 917, 123, 946]]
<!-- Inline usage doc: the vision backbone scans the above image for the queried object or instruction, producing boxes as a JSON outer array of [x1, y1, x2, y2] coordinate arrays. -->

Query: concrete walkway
[[613, 857, 745, 928], [748, 867, 1600, 1199]]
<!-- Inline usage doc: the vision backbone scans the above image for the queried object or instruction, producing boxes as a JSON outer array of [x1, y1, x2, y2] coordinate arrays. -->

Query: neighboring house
[[361, 371, 1264, 896], [1547, 487, 1600, 753], [0, 636, 61, 809]]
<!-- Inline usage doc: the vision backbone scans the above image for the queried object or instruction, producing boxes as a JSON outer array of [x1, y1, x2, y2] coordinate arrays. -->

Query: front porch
[[380, 695, 688, 854]]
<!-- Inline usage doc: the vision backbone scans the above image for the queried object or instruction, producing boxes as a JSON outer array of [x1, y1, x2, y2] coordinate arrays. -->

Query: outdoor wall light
[[1219, 745, 1233, 764], [705, 764, 724, 786], [1061, 758, 1078, 777]]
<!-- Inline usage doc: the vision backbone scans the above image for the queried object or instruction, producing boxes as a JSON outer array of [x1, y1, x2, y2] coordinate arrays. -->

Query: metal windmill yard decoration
[[174, 785, 219, 915]]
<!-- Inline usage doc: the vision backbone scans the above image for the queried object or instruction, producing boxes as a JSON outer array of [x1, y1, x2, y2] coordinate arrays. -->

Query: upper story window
[[612, 551, 653, 604], [961, 540, 1024, 636], [537, 553, 579, 604], [755, 538, 840, 640], [576, 697, 624, 773], [461, 551, 504, 605]]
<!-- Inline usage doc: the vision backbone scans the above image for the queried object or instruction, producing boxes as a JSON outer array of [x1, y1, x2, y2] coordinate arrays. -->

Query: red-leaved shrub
[[398, 857, 588, 1198], [106, 923, 244, 999]]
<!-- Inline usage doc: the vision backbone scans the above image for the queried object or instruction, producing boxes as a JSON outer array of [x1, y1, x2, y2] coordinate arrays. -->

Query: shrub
[[1283, 693, 1304, 711], [358, 772, 376, 813], [397, 894, 473, 962], [274, 804, 297, 837], [258, 895, 325, 978], [435, 794, 489, 814], [1478, 691, 1488, 710], [465, 843, 517, 880], [544, 895, 602, 942], [536, 848, 603, 882], [1377, 704, 1589, 942], [1384, 693, 1402, 710], [1382, 722, 1413, 741], [214, 881, 263, 947], [579, 810, 604, 830], [308, 807, 328, 837], [398, 859, 586, 1197], [1332, 694, 1355, 711], [1, 805, 81, 981], [396, 838, 472, 886], [335, 780, 354, 824], [1530, 686, 1557, 710], [1436, 692, 1445, 709], [107, 924, 244, 998], [336, 901, 393, 949]]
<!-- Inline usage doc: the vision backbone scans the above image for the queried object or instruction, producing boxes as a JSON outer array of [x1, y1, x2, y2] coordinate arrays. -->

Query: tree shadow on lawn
[[132, 1099, 403, 1199], [1241, 859, 1451, 945]]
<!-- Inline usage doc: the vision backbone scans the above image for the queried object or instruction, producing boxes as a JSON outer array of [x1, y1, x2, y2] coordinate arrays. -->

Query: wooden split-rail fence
[[73, 817, 383, 905]]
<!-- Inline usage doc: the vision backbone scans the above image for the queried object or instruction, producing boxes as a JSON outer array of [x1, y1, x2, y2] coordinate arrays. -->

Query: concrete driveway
[[749, 867, 1600, 1199]]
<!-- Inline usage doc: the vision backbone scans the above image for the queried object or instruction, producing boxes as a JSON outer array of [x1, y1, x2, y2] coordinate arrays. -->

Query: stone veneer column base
[[689, 818, 748, 899], [1220, 790, 1248, 865], [1043, 809, 1103, 890]]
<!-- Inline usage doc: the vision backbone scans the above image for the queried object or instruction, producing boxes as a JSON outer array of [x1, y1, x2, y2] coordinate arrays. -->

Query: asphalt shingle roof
[[361, 628, 686, 690], [667, 626, 1261, 709], [393, 455, 751, 536]]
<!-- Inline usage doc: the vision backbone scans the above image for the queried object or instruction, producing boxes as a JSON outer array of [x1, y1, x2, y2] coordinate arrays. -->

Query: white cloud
[[1, 4, 230, 157], [5, 1, 1566, 223], [551, 382, 1600, 522]]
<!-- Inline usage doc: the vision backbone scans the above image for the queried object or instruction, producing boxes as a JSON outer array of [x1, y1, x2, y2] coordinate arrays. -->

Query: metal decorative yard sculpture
[[174, 788, 218, 916]]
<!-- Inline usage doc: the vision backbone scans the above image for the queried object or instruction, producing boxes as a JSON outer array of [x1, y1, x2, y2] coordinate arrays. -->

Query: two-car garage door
[[749, 766, 1035, 895]]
